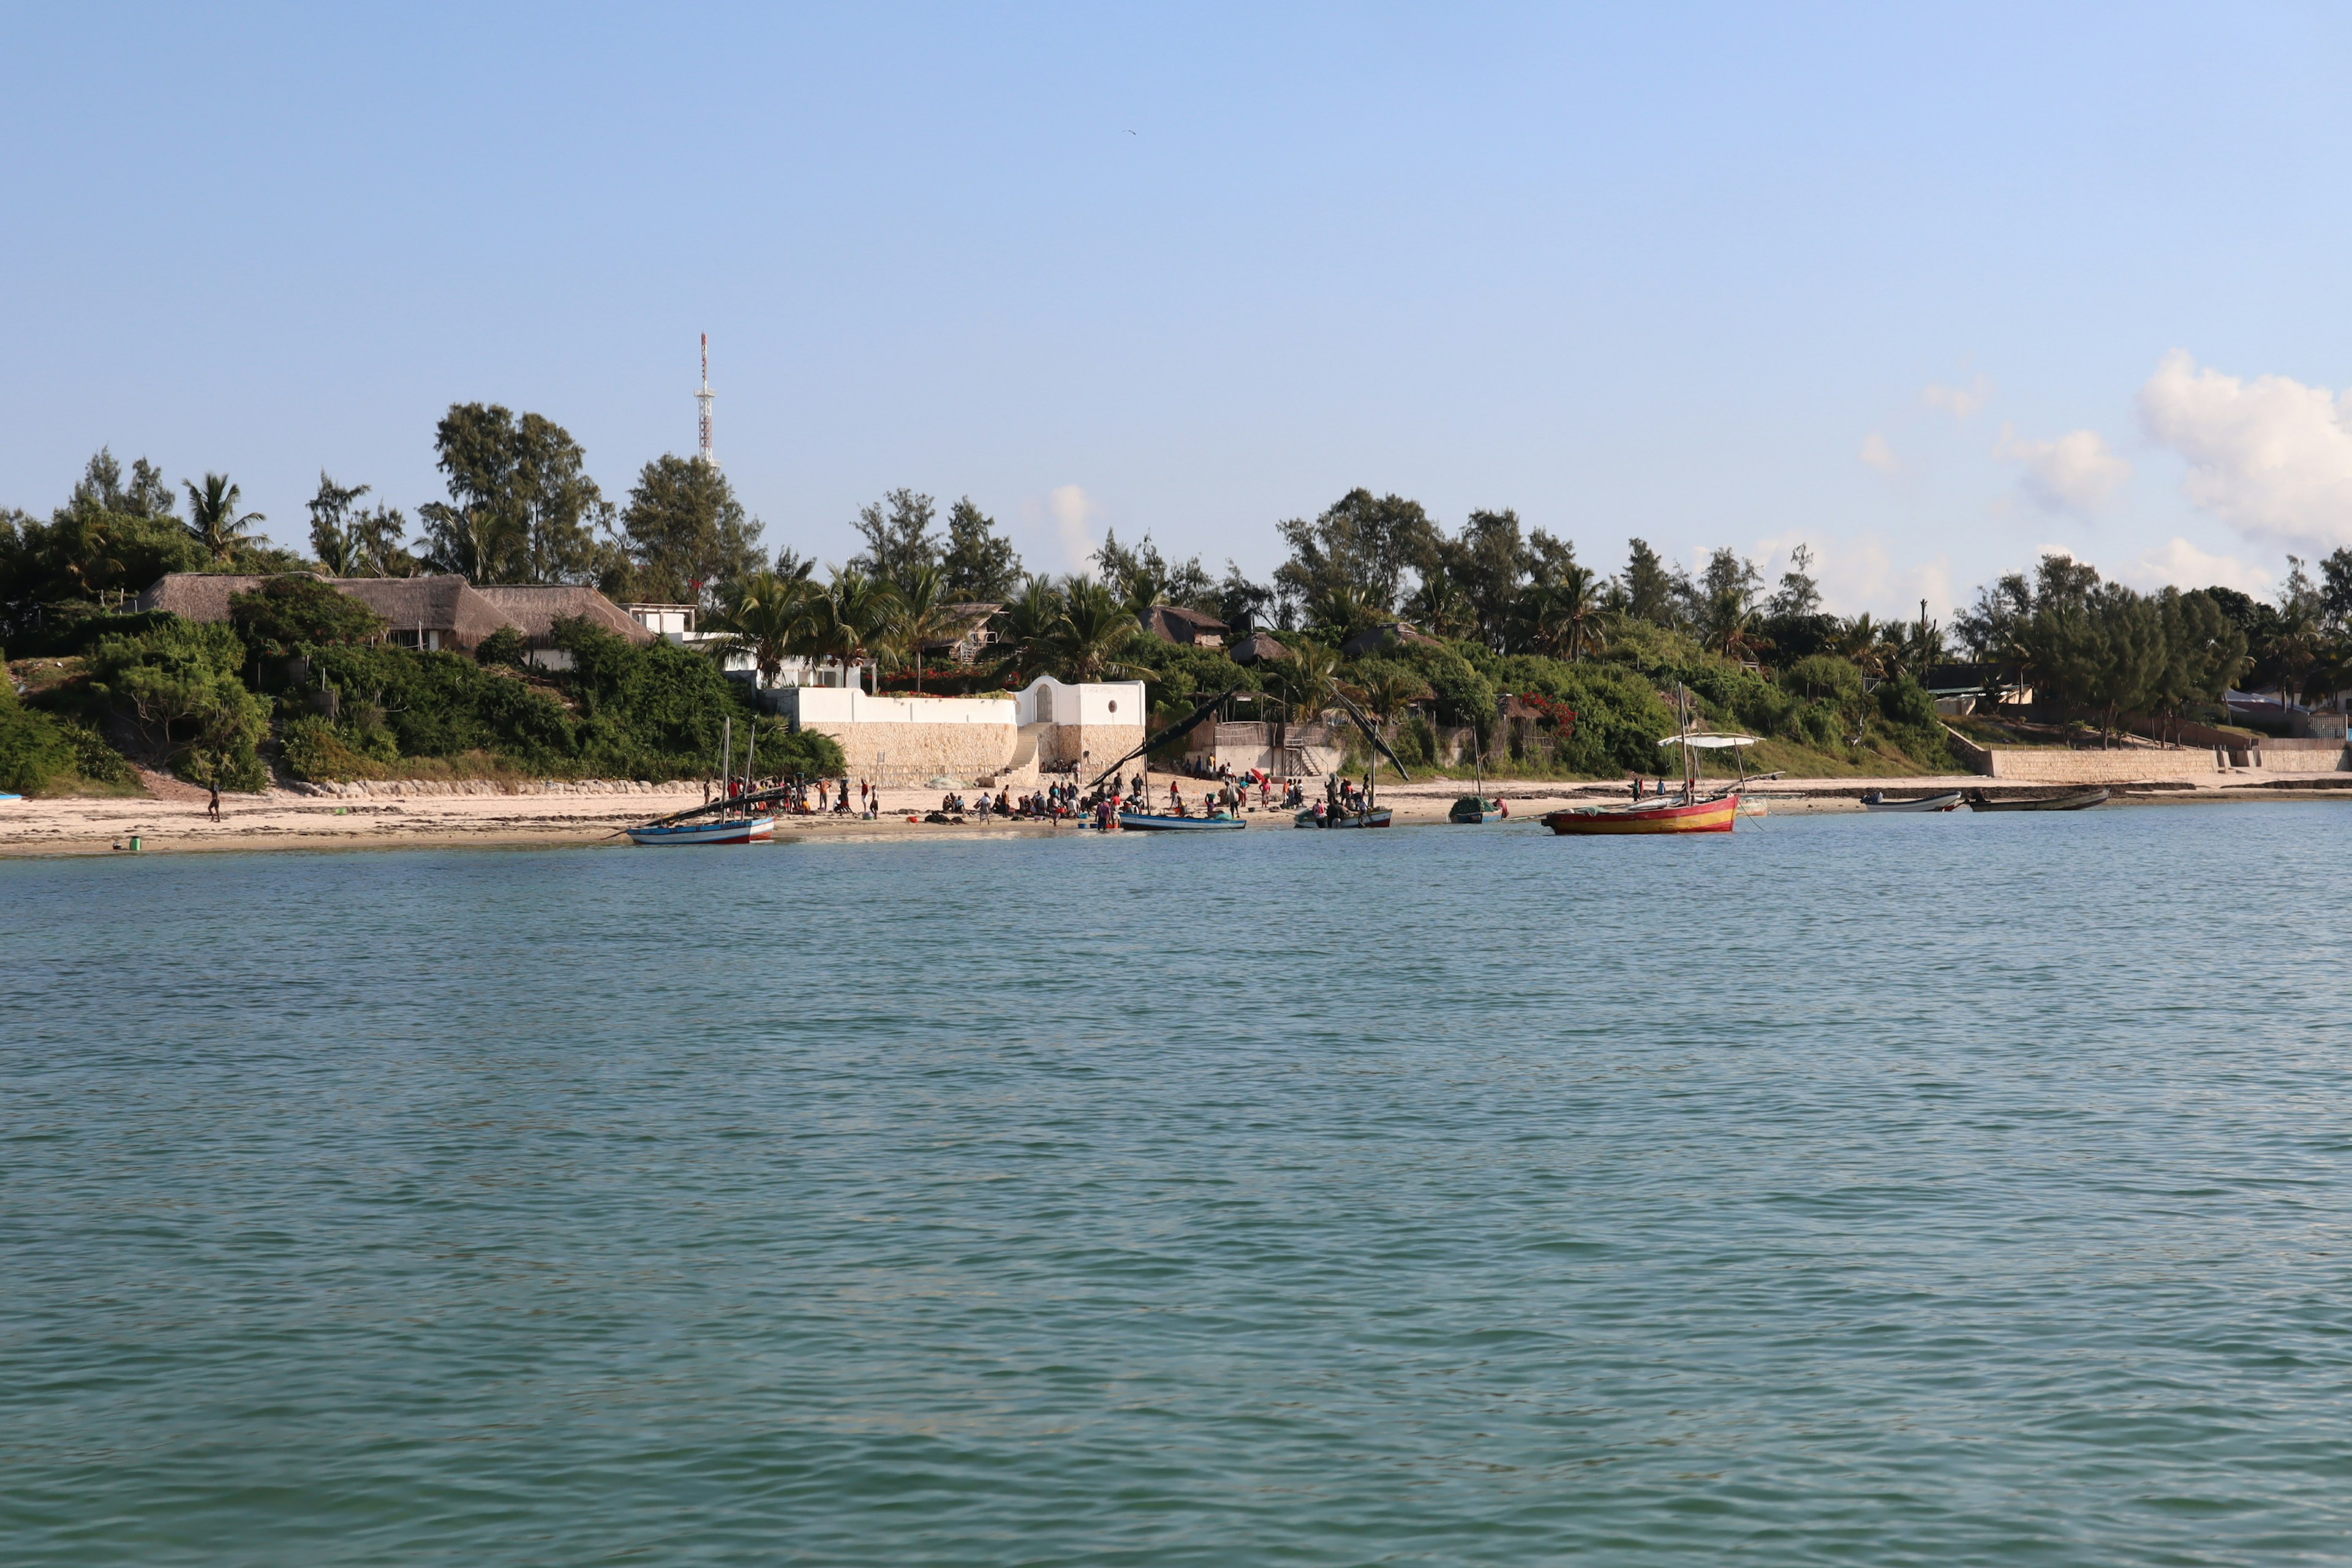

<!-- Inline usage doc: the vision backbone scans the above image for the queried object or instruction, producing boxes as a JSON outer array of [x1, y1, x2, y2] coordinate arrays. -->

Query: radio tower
[[695, 333, 718, 467]]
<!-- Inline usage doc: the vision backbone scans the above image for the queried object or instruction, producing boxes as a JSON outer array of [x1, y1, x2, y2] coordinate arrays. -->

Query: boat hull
[[1544, 795, 1739, 835], [1862, 791, 1964, 813], [1968, 789, 2109, 812], [1117, 812, 1245, 831], [1295, 807, 1394, 829], [625, 815, 775, 846]]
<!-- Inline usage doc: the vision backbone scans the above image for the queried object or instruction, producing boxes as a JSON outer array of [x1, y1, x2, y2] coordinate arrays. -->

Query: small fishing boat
[[1545, 717, 1754, 837], [1296, 804, 1393, 829], [1449, 794, 1504, 824], [622, 715, 780, 846], [1861, 790, 1964, 813], [1966, 788, 2109, 812], [626, 815, 775, 846], [0, 791, 21, 803], [1118, 810, 1245, 832]]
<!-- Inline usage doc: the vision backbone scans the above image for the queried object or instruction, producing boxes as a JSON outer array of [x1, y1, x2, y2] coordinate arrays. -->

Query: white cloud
[[2126, 537, 2275, 595], [1859, 431, 1902, 473], [1924, 375, 1992, 420], [2136, 349, 2352, 551], [1046, 484, 1098, 571], [1997, 424, 2130, 516]]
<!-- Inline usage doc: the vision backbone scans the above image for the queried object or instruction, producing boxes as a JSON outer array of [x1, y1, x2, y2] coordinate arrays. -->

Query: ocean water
[[6, 804, 2352, 1566]]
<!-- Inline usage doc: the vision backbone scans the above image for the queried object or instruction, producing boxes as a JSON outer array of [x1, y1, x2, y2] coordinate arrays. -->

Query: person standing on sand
[[206, 785, 221, 823]]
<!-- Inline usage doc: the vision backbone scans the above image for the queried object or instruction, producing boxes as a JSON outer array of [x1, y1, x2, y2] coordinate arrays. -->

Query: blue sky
[[6, 3, 2352, 615]]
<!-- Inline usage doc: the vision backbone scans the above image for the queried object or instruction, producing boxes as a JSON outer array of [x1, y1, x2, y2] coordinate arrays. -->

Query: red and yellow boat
[[1543, 730, 1756, 837]]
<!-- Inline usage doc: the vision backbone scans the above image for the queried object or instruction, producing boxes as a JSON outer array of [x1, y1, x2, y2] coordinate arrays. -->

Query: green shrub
[[230, 576, 388, 657], [0, 677, 78, 793], [86, 620, 271, 790], [279, 715, 398, 782], [475, 625, 528, 667]]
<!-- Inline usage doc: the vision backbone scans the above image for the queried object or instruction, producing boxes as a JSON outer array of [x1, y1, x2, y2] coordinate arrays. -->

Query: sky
[[6, 2, 2352, 617]]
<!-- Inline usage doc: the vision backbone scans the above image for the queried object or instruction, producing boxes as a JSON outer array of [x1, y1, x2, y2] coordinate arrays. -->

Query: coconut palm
[[992, 576, 1064, 683], [183, 473, 265, 565], [1265, 640, 1343, 722], [1348, 666, 1433, 742], [1046, 576, 1135, 682], [1834, 614, 1888, 677], [707, 570, 818, 687], [883, 564, 959, 693], [806, 569, 894, 692], [1405, 571, 1472, 642]]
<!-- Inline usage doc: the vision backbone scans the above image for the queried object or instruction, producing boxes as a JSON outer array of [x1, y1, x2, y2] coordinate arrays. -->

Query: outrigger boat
[[1861, 790, 1964, 813], [622, 717, 777, 847], [1545, 704, 1755, 837]]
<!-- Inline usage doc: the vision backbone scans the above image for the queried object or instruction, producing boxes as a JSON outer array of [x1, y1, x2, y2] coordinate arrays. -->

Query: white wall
[[1012, 676, 1146, 728]]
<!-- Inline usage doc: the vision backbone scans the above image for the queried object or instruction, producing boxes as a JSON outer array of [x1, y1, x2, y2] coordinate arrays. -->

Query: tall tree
[[848, 489, 940, 584], [1768, 543, 1823, 619], [621, 454, 763, 604], [183, 473, 265, 565], [1096, 528, 1214, 616], [882, 564, 957, 693], [1436, 508, 1529, 649], [706, 569, 818, 688], [307, 473, 372, 575], [940, 497, 1023, 601], [420, 402, 616, 584], [1273, 490, 1438, 618], [1619, 538, 1679, 627]]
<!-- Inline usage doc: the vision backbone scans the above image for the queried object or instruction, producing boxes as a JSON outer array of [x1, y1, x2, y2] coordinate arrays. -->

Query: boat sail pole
[[720, 717, 733, 801]]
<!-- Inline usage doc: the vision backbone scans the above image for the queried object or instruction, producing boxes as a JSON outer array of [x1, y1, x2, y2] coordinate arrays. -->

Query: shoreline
[[6, 767, 2350, 858]]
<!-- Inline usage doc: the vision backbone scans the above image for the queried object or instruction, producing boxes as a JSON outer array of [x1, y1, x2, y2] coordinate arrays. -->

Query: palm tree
[[1834, 614, 1888, 678], [883, 564, 959, 693], [1265, 640, 1343, 723], [707, 570, 818, 688], [1349, 666, 1433, 744], [993, 576, 1065, 684], [808, 569, 894, 692], [1046, 576, 1134, 682], [1405, 571, 1472, 642], [1554, 563, 1607, 662], [183, 473, 265, 565]]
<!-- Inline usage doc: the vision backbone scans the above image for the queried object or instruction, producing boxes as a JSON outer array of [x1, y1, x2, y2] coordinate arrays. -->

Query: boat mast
[[720, 717, 733, 799], [742, 719, 758, 802]]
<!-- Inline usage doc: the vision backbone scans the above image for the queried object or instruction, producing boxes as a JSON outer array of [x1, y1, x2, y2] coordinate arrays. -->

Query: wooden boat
[[1545, 722, 1754, 837], [626, 815, 775, 846], [1118, 810, 1245, 832], [1449, 794, 1503, 824], [1295, 805, 1393, 828], [1966, 788, 2109, 812], [1545, 793, 1739, 835], [1861, 790, 1964, 813]]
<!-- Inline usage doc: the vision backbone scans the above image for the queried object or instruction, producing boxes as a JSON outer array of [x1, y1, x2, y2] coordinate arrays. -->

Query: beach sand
[[5, 766, 2348, 858]]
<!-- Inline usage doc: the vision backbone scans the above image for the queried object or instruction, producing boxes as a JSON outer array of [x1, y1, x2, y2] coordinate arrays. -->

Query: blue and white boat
[[1116, 810, 1245, 832], [625, 815, 775, 846]]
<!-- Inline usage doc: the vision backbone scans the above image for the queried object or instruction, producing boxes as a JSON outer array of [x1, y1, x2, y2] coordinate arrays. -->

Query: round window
[[1108, 699, 1118, 712]]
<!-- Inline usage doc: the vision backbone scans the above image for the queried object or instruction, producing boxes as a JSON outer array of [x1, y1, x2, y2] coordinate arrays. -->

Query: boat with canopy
[[1544, 718, 1755, 837]]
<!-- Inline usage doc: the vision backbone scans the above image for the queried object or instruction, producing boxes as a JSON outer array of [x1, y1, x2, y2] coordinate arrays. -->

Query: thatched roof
[[1143, 604, 1230, 644], [135, 573, 277, 620], [1230, 630, 1289, 664], [329, 577, 508, 649], [472, 584, 654, 646], [1341, 620, 1438, 658]]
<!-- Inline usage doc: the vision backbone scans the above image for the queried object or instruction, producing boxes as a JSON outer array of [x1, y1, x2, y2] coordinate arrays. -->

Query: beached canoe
[[1967, 788, 2109, 812], [1544, 794, 1740, 835], [1118, 811, 1245, 831], [1861, 790, 1964, 813], [625, 815, 775, 846]]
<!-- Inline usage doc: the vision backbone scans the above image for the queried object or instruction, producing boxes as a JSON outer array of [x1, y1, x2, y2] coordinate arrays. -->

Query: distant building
[[1141, 605, 1229, 648], [773, 675, 1146, 787], [1340, 621, 1437, 658]]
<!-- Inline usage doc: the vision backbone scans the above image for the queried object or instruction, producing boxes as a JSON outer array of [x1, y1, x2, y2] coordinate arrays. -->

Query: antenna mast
[[696, 333, 718, 467]]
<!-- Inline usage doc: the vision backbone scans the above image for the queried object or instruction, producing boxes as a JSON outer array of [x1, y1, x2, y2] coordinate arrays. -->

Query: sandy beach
[[6, 764, 2347, 857]]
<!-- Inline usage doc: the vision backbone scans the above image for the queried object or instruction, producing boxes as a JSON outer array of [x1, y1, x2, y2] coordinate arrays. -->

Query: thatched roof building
[[135, 571, 648, 655], [473, 585, 654, 647]]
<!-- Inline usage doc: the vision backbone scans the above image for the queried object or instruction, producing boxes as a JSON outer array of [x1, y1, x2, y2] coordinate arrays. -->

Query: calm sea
[[6, 804, 2352, 1566]]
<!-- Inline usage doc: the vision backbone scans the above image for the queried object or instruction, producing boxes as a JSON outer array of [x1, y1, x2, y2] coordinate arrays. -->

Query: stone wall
[[1039, 722, 1147, 775], [1980, 747, 2225, 783], [802, 720, 1018, 786]]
